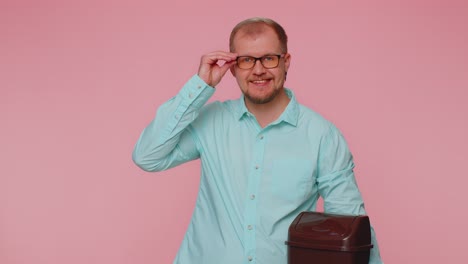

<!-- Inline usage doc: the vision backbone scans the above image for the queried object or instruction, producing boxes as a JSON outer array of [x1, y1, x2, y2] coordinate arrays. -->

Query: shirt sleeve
[[317, 124, 384, 264], [132, 74, 215, 172]]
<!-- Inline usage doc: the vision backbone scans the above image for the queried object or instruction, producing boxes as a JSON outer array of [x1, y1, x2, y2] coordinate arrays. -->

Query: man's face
[[231, 26, 291, 105]]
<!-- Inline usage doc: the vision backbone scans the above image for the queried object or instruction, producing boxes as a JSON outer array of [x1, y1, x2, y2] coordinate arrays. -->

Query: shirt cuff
[[178, 74, 215, 109]]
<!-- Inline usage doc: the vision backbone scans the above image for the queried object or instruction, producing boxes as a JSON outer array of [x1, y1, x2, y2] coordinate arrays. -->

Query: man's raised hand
[[197, 51, 237, 87]]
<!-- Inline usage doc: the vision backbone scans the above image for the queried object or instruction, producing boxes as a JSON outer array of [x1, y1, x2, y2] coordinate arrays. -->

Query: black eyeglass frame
[[235, 54, 285, 69]]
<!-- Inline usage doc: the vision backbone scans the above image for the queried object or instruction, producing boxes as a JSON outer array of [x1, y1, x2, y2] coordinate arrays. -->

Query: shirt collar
[[236, 88, 299, 127]]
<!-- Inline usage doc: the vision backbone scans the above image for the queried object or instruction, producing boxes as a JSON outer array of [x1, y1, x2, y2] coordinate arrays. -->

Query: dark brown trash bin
[[285, 211, 373, 264]]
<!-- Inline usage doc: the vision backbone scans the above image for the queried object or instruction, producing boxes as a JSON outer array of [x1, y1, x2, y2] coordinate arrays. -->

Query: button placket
[[243, 131, 266, 263]]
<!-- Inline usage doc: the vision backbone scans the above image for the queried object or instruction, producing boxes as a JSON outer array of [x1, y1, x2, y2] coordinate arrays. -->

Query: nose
[[252, 59, 266, 75]]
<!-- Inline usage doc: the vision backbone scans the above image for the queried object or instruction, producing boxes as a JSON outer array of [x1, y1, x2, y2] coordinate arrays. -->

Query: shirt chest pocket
[[270, 158, 315, 203]]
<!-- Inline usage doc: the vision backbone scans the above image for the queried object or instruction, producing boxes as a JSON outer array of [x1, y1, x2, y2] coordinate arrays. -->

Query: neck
[[245, 89, 291, 128]]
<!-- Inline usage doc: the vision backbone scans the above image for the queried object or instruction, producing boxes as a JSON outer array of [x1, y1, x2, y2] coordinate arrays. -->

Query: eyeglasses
[[236, 54, 285, 69]]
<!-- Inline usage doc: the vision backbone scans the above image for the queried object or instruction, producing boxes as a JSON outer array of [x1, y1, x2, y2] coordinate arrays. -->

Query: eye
[[241, 57, 253, 63], [263, 56, 275, 61]]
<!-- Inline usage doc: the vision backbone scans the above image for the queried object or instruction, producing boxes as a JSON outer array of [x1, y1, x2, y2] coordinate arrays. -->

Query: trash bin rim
[[285, 240, 374, 252]]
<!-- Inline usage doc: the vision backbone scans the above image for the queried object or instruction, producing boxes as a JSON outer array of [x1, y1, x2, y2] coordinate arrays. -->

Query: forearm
[[369, 225, 383, 264], [132, 74, 214, 171]]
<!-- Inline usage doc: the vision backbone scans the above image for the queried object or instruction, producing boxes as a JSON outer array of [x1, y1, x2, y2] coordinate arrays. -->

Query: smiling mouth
[[250, 79, 271, 85]]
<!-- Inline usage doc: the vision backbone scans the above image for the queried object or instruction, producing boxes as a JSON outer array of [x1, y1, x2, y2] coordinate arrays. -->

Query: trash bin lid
[[286, 212, 373, 252]]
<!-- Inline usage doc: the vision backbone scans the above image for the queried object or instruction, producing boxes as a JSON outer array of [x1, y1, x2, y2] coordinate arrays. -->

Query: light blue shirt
[[133, 75, 383, 264]]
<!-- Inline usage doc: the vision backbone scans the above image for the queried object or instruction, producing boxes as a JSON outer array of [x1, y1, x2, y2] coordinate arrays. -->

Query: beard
[[243, 87, 282, 104]]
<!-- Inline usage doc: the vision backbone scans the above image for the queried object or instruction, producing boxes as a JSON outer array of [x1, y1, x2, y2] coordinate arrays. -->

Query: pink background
[[2, 1, 467, 263]]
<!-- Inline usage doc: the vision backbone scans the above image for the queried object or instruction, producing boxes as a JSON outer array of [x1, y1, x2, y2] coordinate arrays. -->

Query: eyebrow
[[237, 53, 281, 57]]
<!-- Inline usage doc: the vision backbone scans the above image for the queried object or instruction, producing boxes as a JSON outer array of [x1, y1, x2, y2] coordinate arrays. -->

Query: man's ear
[[230, 64, 236, 76], [284, 53, 291, 72]]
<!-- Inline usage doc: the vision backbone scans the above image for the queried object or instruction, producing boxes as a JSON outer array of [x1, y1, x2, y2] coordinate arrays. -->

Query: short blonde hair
[[229, 17, 288, 53]]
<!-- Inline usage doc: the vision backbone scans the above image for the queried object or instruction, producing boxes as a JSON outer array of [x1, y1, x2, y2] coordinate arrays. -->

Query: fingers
[[201, 51, 238, 65], [219, 60, 236, 74], [198, 51, 238, 87]]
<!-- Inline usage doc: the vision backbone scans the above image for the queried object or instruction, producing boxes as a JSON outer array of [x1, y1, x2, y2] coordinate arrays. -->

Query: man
[[133, 17, 383, 264]]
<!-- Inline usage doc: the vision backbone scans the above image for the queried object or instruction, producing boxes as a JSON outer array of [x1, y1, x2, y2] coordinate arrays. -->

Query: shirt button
[[189, 92, 194, 99], [197, 85, 202, 89], [259, 135, 264, 140], [250, 194, 255, 200], [248, 256, 253, 261], [255, 165, 259, 170], [247, 225, 253, 230]]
